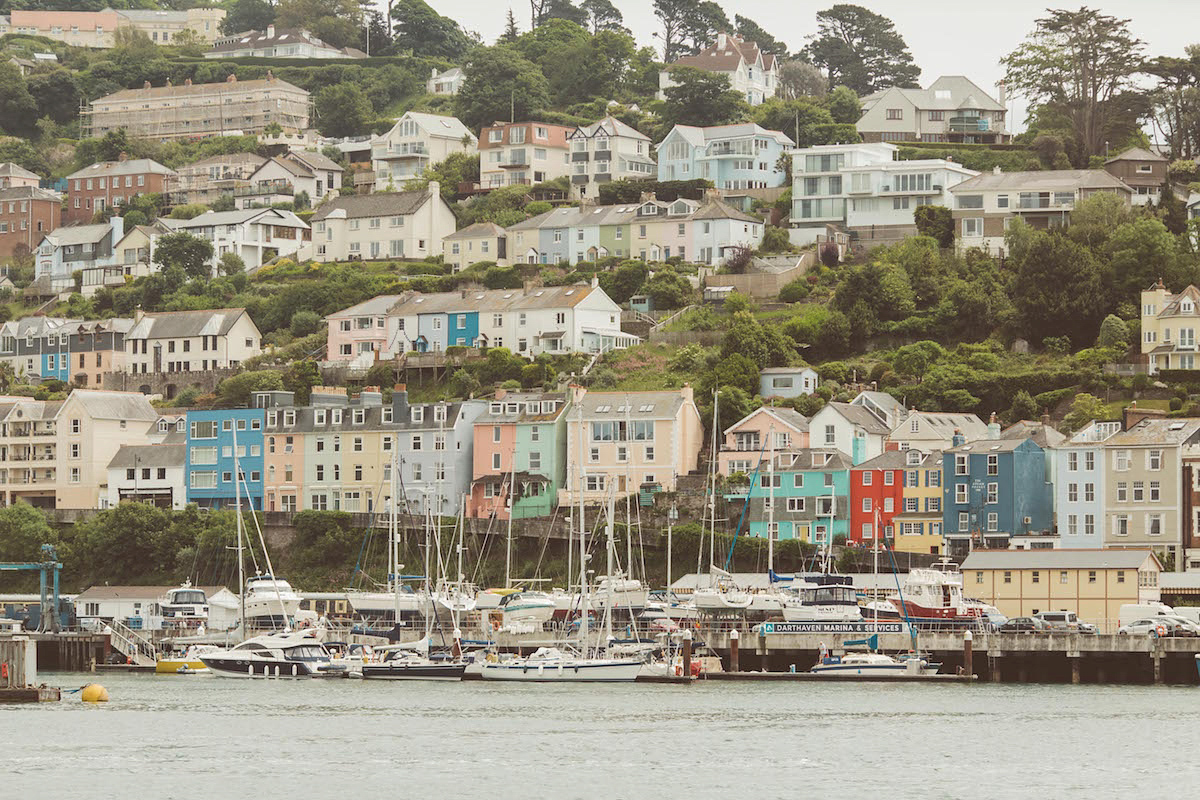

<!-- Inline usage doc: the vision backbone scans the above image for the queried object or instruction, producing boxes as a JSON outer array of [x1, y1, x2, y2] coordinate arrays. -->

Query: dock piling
[[682, 629, 693, 678], [963, 629, 973, 678], [729, 628, 740, 674]]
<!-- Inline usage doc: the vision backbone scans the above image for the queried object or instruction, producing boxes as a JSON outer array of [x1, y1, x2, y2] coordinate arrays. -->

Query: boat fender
[[1, 662, 7, 680]]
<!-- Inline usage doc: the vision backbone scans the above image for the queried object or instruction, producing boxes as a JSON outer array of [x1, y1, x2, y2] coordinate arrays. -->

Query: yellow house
[[558, 385, 703, 506], [892, 449, 944, 554], [961, 549, 1162, 627]]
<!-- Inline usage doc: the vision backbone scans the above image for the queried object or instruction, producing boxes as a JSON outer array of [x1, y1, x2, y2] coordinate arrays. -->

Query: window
[[1067, 452, 1078, 472], [1148, 514, 1162, 536], [1084, 483, 1094, 502], [1031, 570, 1040, 584], [787, 498, 805, 512], [1133, 481, 1144, 502], [1088, 570, 1097, 584], [1115, 450, 1130, 471], [1150, 481, 1160, 501], [955, 484, 968, 504], [986, 455, 998, 476], [862, 472, 873, 486], [1116, 482, 1127, 502], [1117, 570, 1126, 583], [1068, 514, 1078, 536], [1148, 450, 1162, 471], [955, 454, 967, 475], [1068, 483, 1078, 502], [962, 218, 983, 237], [886, 108, 903, 120], [824, 425, 835, 446], [959, 512, 970, 532], [883, 471, 894, 486], [1115, 515, 1129, 537], [862, 498, 873, 513], [986, 513, 998, 531]]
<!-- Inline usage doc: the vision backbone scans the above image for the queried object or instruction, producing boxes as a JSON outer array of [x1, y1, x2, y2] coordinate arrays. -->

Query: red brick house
[[0, 186, 61, 259], [65, 158, 176, 224], [849, 449, 907, 544]]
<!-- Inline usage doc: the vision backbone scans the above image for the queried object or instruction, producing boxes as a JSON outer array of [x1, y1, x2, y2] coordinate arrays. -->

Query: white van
[[1118, 602, 1175, 627], [1170, 607, 1200, 625]]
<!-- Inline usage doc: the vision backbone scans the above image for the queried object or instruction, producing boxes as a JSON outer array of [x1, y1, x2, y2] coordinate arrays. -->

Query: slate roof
[[172, 208, 308, 229], [327, 295, 403, 318], [444, 222, 507, 241], [861, 76, 1006, 113], [67, 159, 176, 180], [1105, 147, 1168, 164], [383, 112, 475, 141], [853, 450, 915, 471], [962, 549, 1159, 571], [310, 190, 433, 221], [577, 390, 689, 421], [823, 402, 892, 435], [208, 27, 355, 56], [724, 405, 809, 436], [108, 443, 185, 470], [776, 448, 854, 471], [950, 169, 1131, 194], [1106, 418, 1200, 446], [287, 150, 344, 173], [125, 309, 253, 340], [478, 392, 569, 423], [66, 390, 158, 422], [43, 223, 114, 246], [570, 115, 651, 142], [0, 162, 40, 181], [668, 34, 776, 72], [1000, 420, 1066, 448], [387, 284, 605, 316]]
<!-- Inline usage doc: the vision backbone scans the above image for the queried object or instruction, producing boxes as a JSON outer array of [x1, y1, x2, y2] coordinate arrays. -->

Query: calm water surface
[[5, 673, 1196, 799]]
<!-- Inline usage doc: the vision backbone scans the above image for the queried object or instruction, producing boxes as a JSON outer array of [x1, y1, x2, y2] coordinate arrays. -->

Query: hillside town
[[0, 0, 1195, 633]]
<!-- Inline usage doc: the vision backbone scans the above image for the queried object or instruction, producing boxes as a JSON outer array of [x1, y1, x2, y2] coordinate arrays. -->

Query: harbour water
[[6, 673, 1197, 799]]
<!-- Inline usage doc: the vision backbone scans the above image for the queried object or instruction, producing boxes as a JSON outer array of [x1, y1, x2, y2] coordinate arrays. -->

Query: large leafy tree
[[680, 1, 731, 54], [734, 14, 788, 58], [455, 46, 551, 131], [1146, 47, 1200, 160], [153, 232, 214, 282], [391, 0, 472, 59], [0, 62, 38, 138], [804, 4, 920, 95], [544, 29, 636, 106], [581, 0, 625, 34], [777, 60, 827, 99], [275, 0, 363, 49], [653, 0, 694, 62], [1001, 7, 1146, 162], [661, 66, 748, 127], [1008, 225, 1106, 346], [540, 0, 587, 27], [314, 83, 375, 137], [221, 0, 276, 36]]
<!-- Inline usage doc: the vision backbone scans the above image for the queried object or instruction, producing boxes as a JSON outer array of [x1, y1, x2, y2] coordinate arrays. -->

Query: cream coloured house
[[308, 186, 456, 262], [371, 112, 476, 191], [558, 385, 703, 506], [124, 308, 262, 374], [443, 222, 507, 271], [1141, 281, 1200, 374]]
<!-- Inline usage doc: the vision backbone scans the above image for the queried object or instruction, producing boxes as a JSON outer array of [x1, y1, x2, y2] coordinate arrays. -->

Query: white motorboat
[[242, 574, 301, 626], [478, 647, 642, 682], [199, 629, 337, 678], [692, 574, 753, 612], [160, 583, 209, 624], [781, 583, 864, 623], [810, 650, 939, 677], [499, 590, 557, 624]]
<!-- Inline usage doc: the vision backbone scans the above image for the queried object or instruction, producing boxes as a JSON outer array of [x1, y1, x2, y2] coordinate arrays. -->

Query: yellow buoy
[[80, 684, 109, 703]]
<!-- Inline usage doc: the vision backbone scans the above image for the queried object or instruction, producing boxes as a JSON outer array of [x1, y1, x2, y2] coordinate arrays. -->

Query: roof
[[44, 223, 115, 247], [384, 112, 475, 142], [724, 405, 809, 436], [761, 366, 816, 375], [66, 159, 176, 180], [178, 152, 266, 172], [208, 27, 357, 56], [91, 78, 308, 105], [961, 549, 1159, 571], [64, 390, 158, 423], [74, 585, 231, 602], [898, 411, 989, 440], [386, 284, 609, 316], [310, 191, 433, 221], [662, 123, 794, 148], [107, 443, 185, 470], [1000, 420, 1066, 448], [949, 169, 1132, 194], [326, 295, 402, 319], [444, 222, 507, 241], [853, 450, 915, 471], [821, 402, 892, 435], [946, 437, 1037, 454], [691, 197, 761, 224], [0, 162, 40, 181], [776, 448, 854, 471], [1105, 147, 1168, 165], [570, 115, 651, 142], [126, 309, 254, 341], [0, 185, 60, 203], [668, 33, 773, 73], [288, 150, 344, 173], [173, 208, 308, 230], [578, 390, 689, 421], [862, 76, 1006, 113], [1106, 417, 1200, 447], [478, 392, 569, 423]]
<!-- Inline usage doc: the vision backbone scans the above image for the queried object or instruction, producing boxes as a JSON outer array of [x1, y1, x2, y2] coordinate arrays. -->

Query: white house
[[206, 25, 365, 59], [73, 584, 239, 631], [567, 116, 655, 199], [35, 217, 124, 292], [426, 67, 464, 95], [81, 220, 173, 297], [857, 76, 1011, 145], [308, 185, 456, 262], [790, 142, 978, 245], [371, 112, 476, 191], [105, 442, 187, 509], [167, 207, 309, 271], [241, 151, 343, 209], [759, 366, 818, 398], [658, 33, 778, 106], [124, 308, 262, 374], [809, 396, 897, 465]]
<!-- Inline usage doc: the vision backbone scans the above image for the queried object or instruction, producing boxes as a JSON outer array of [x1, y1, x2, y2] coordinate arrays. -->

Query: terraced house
[[731, 448, 852, 543], [892, 449, 944, 555], [467, 390, 570, 520], [185, 408, 265, 510], [1054, 420, 1121, 550]]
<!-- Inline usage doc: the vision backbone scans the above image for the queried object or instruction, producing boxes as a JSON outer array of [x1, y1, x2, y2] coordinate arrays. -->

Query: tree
[[758, 226, 792, 253], [543, 28, 636, 106], [1008, 390, 1039, 423], [406, 151, 480, 199], [1009, 229, 1106, 346], [581, 0, 625, 34], [219, 252, 246, 277], [832, 261, 916, 328], [221, 0, 275, 35], [1097, 314, 1130, 349], [642, 270, 693, 309], [681, 2, 731, 54], [501, 8, 521, 42], [542, 0, 587, 27], [734, 14, 788, 58], [825, 85, 861, 124], [653, 0, 694, 62], [1063, 393, 1107, 432], [276, 0, 364, 49], [314, 84, 374, 138], [0, 62, 38, 138], [169, 27, 207, 56], [1146, 47, 1200, 160], [218, 370, 285, 406], [0, 504, 57, 564], [753, 97, 837, 147], [27, 68, 79, 125], [804, 4, 921, 95], [391, 0, 473, 59], [290, 310, 322, 337], [777, 60, 827, 99], [1001, 8, 1146, 162], [455, 46, 551, 131], [661, 66, 749, 128], [913, 205, 954, 248], [154, 232, 214, 281]]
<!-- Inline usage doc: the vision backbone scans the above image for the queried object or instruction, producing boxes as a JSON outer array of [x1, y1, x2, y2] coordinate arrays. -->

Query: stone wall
[[102, 367, 240, 399]]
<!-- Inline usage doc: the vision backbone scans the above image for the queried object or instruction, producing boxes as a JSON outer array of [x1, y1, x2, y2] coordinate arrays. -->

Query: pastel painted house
[[759, 367, 818, 399], [729, 448, 852, 543], [558, 385, 704, 507], [443, 222, 508, 271], [324, 295, 401, 364], [185, 408, 265, 510], [656, 123, 794, 189], [718, 406, 810, 477], [386, 390, 486, 516], [467, 390, 570, 520], [942, 434, 1053, 558], [892, 449, 944, 555], [1054, 420, 1120, 550]]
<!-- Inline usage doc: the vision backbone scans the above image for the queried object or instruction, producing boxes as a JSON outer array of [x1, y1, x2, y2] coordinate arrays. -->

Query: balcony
[[499, 160, 529, 169], [948, 116, 991, 133], [235, 179, 293, 198]]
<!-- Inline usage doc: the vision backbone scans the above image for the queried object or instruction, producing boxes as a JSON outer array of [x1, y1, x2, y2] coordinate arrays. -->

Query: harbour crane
[[0, 544, 63, 632]]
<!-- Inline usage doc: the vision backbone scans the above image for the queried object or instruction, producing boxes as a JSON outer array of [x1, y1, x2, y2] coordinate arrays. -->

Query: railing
[[949, 116, 991, 133], [235, 180, 293, 197], [108, 618, 158, 666]]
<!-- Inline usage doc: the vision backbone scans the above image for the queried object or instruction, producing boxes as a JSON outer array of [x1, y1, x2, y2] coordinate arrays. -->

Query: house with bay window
[[656, 123, 793, 190], [371, 112, 476, 191], [857, 76, 1011, 145], [478, 121, 572, 189], [718, 406, 810, 477], [567, 116, 654, 199], [1140, 281, 1200, 374], [727, 448, 852, 543]]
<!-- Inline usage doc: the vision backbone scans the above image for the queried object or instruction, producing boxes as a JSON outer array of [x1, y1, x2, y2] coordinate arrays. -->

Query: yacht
[[199, 629, 335, 678], [781, 582, 864, 623], [593, 576, 650, 611], [887, 559, 987, 629], [478, 647, 643, 682], [692, 573, 753, 612], [811, 650, 939, 677], [243, 574, 302, 627], [362, 648, 467, 681], [499, 590, 557, 624], [160, 583, 209, 624]]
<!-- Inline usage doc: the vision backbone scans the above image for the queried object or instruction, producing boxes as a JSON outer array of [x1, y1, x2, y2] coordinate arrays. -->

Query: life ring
[[1155, 625, 1167, 637], [674, 664, 682, 677]]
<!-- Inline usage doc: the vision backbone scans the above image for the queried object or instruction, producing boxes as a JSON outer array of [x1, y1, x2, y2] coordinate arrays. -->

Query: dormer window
[[411, 407, 424, 424], [490, 402, 502, 414], [1183, 300, 1194, 314], [433, 405, 447, 423], [907, 450, 921, 466], [158, 419, 168, 432]]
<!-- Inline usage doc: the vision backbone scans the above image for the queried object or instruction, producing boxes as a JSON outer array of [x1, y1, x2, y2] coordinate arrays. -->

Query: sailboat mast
[[708, 388, 719, 571], [392, 450, 401, 624], [235, 420, 246, 635], [767, 425, 775, 573], [604, 490, 615, 650], [504, 463, 515, 587], [873, 509, 879, 635], [578, 462, 589, 656]]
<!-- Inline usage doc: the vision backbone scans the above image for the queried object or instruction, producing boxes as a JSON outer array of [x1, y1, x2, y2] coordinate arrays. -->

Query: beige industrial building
[[82, 74, 310, 141]]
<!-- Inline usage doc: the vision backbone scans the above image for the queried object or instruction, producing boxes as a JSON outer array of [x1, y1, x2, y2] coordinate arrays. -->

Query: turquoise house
[[726, 448, 852, 545]]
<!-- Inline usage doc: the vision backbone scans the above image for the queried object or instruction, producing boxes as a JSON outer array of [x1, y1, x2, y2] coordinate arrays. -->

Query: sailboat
[[362, 453, 467, 680], [479, 423, 641, 683]]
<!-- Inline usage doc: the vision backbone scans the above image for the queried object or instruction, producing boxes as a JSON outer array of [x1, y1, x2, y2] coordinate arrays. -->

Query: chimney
[[1040, 410, 1051, 426], [987, 412, 1000, 439], [569, 383, 587, 406], [495, 387, 507, 401], [996, 81, 1008, 106], [391, 384, 410, 420], [134, 307, 144, 324], [184, 78, 192, 87], [639, 191, 657, 203], [431, 68, 438, 78], [591, 275, 599, 288], [117, 151, 128, 162], [266, 70, 274, 82], [427, 180, 439, 198], [717, 32, 728, 50], [951, 428, 965, 448], [681, 382, 694, 405], [992, 165, 1001, 175], [1123, 403, 1168, 431], [266, 24, 275, 39]]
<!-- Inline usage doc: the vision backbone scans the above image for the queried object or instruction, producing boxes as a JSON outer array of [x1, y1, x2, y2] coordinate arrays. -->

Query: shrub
[[1042, 336, 1071, 355], [778, 279, 810, 303], [1170, 397, 1184, 411]]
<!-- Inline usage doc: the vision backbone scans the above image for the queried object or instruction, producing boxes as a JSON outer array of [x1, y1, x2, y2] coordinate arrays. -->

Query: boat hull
[[478, 659, 642, 682], [199, 656, 319, 678], [361, 662, 467, 681], [155, 658, 208, 674]]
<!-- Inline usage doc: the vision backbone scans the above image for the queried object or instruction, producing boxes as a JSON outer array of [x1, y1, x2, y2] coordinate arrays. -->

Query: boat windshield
[[284, 645, 328, 661], [805, 586, 856, 604], [169, 591, 206, 605]]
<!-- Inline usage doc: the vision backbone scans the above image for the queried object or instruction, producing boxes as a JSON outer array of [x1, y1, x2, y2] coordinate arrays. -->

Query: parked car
[[1117, 618, 1171, 636], [1000, 617, 1050, 633], [1033, 610, 1098, 634], [1155, 615, 1199, 637]]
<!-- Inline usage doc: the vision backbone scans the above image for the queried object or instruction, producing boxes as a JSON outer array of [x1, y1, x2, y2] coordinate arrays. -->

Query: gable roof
[[44, 222, 114, 247], [819, 402, 892, 435], [386, 111, 475, 142], [288, 150, 343, 173], [668, 33, 772, 72], [386, 284, 608, 316], [896, 411, 989, 440], [962, 549, 1159, 571], [444, 222, 507, 241], [1000, 420, 1066, 448], [310, 190, 433, 221], [861, 76, 1005, 113], [326, 295, 402, 319], [108, 443, 185, 470], [1106, 417, 1200, 446], [949, 169, 1132, 194], [173, 207, 308, 230], [208, 27, 358, 56], [126, 308, 255, 340], [570, 115, 651, 142], [66, 159, 176, 180], [1105, 147, 1168, 165], [577, 390, 688, 421], [0, 162, 40, 181], [62, 390, 157, 422], [723, 405, 809, 436]]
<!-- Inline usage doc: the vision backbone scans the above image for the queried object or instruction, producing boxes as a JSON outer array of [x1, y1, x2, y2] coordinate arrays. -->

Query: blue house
[[760, 366, 818, 399], [656, 124, 794, 190], [942, 435, 1052, 557], [726, 448, 851, 544], [185, 409, 266, 509]]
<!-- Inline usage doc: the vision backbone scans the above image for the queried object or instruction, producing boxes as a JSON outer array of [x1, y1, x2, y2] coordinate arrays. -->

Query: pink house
[[324, 295, 401, 364], [718, 406, 810, 477]]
